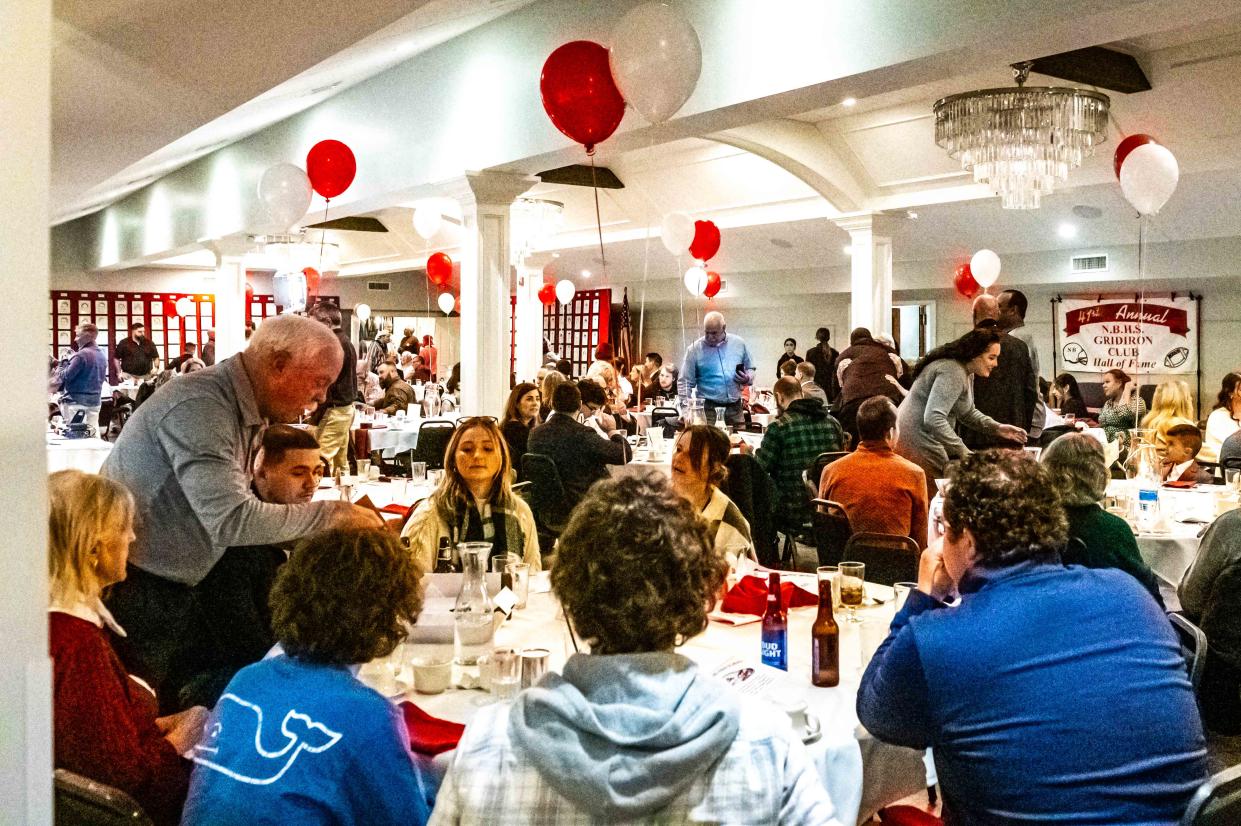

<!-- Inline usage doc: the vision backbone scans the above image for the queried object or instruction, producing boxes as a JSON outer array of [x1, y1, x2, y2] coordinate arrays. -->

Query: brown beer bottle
[[811, 576, 840, 687]]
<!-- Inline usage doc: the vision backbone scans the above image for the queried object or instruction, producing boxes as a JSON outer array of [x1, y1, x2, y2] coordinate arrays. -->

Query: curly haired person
[[858, 450, 1206, 824], [430, 475, 838, 825]]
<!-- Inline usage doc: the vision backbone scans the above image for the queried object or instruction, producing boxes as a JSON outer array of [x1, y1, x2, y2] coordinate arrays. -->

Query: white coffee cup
[[776, 697, 809, 734], [412, 656, 452, 694]]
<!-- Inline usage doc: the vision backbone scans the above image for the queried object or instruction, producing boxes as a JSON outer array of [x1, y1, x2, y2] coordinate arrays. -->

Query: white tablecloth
[[354, 413, 460, 457], [381, 576, 927, 824], [47, 435, 113, 473]]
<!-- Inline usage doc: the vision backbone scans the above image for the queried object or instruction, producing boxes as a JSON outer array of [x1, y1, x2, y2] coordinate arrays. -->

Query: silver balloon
[[258, 163, 312, 231], [610, 2, 702, 125]]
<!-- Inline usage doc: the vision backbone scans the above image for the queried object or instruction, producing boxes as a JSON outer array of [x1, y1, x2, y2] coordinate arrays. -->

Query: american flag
[[616, 287, 633, 369]]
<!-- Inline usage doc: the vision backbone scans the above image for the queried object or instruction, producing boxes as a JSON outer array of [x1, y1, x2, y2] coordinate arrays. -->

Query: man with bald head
[[966, 293, 1037, 449], [104, 313, 382, 707], [680, 311, 755, 426]]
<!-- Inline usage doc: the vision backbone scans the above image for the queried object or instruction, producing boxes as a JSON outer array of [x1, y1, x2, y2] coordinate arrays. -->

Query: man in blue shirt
[[680, 311, 755, 426], [57, 322, 108, 431]]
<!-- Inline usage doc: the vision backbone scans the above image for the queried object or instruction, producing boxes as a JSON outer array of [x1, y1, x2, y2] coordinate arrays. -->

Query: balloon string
[[1138, 214, 1148, 386], [678, 254, 687, 358], [318, 199, 330, 268], [590, 154, 607, 281]]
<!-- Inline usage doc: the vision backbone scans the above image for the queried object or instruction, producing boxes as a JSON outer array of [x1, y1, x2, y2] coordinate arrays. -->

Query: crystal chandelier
[[933, 62, 1110, 209], [261, 232, 341, 272], [509, 198, 565, 263]]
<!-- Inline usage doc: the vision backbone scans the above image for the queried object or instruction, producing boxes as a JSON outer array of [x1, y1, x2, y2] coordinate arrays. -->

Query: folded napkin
[[400, 701, 465, 756], [380, 503, 412, 517], [720, 574, 817, 615]]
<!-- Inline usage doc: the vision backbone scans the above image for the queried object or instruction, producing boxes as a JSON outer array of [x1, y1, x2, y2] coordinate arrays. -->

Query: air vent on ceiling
[[305, 216, 389, 232], [536, 164, 624, 189], [1071, 253, 1109, 274], [367, 281, 391, 291]]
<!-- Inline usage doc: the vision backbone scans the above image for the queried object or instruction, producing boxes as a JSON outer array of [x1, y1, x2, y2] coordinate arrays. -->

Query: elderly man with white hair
[[680, 311, 755, 426], [103, 314, 382, 709]]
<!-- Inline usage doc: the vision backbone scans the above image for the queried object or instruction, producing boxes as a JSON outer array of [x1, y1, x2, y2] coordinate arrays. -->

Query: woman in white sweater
[[1202, 372, 1241, 464]]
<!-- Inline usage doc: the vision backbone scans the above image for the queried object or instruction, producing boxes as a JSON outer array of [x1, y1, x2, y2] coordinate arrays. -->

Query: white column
[[513, 252, 553, 383], [0, 1, 52, 823], [443, 172, 535, 415], [835, 214, 895, 336], [204, 237, 256, 360]]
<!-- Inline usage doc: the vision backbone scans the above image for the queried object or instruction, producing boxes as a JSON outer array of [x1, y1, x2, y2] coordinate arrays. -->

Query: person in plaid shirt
[[429, 475, 838, 825], [751, 377, 846, 534]]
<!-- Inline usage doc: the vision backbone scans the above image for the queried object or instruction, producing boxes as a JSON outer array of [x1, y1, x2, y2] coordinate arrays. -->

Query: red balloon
[[303, 267, 320, 295], [1114, 133, 1156, 179], [427, 252, 453, 286], [689, 220, 721, 262], [703, 270, 721, 298], [454, 296, 462, 314], [538, 282, 557, 306], [540, 41, 626, 153], [954, 263, 980, 299], [306, 139, 357, 199]]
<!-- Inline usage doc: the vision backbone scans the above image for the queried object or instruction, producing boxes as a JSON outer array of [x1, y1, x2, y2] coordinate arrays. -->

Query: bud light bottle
[[761, 572, 788, 670]]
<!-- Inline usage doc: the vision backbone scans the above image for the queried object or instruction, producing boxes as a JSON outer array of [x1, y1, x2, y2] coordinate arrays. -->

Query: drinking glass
[[520, 648, 550, 689], [491, 552, 520, 574], [1227, 468, 1241, 493], [893, 582, 916, 612], [816, 565, 840, 610], [490, 648, 521, 701], [357, 458, 371, 479], [838, 561, 866, 623], [410, 461, 427, 485], [506, 562, 530, 609]]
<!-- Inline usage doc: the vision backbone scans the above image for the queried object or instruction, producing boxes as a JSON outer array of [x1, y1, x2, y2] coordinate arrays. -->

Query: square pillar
[[203, 237, 260, 361], [513, 252, 554, 383], [443, 172, 536, 415], [835, 214, 895, 336]]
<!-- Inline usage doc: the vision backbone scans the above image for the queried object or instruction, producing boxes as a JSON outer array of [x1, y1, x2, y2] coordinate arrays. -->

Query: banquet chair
[[1168, 611, 1208, 697], [809, 499, 852, 566], [803, 451, 849, 498], [370, 449, 411, 478], [722, 453, 778, 567], [54, 769, 153, 826], [413, 420, 456, 470], [519, 453, 570, 555], [650, 406, 679, 433], [1181, 762, 1241, 826], [841, 532, 919, 586]]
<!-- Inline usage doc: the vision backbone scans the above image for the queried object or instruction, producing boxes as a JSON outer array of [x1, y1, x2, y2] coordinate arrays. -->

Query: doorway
[[891, 302, 935, 362]]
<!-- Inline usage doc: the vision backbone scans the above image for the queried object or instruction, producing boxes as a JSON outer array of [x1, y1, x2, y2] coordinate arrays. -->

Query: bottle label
[[761, 635, 787, 670]]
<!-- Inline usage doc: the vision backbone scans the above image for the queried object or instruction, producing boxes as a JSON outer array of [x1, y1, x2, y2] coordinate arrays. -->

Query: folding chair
[[841, 532, 919, 587], [55, 769, 153, 826], [803, 451, 850, 498], [1168, 612, 1208, 697], [810, 499, 852, 567], [1181, 763, 1241, 825], [519, 453, 571, 557], [412, 419, 456, 470]]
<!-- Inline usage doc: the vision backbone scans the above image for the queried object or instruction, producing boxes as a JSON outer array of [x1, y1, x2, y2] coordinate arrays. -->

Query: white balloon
[[661, 212, 695, 256], [683, 265, 708, 295], [257, 163, 312, 231], [413, 206, 443, 239], [970, 249, 1002, 290], [610, 2, 702, 124], [438, 292, 455, 315], [555, 279, 576, 305], [272, 270, 308, 313], [175, 297, 195, 317], [355, 303, 372, 321], [1120, 142, 1179, 216]]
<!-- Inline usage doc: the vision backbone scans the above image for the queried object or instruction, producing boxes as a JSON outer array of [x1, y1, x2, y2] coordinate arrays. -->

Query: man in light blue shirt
[[680, 311, 755, 426]]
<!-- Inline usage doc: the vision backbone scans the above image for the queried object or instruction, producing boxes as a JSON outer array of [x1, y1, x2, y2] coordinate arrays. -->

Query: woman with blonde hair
[[1140, 379, 1195, 447], [402, 417, 541, 573], [48, 470, 206, 825], [539, 369, 567, 421]]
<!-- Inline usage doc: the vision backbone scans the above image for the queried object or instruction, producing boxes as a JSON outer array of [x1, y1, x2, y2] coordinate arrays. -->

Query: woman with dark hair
[[1050, 372, 1087, 419], [858, 451, 1206, 824], [431, 476, 835, 823], [1041, 433, 1162, 603], [1098, 367, 1146, 443], [500, 382, 540, 460], [181, 529, 431, 826], [893, 328, 1027, 490], [776, 337, 803, 380], [1202, 371, 1241, 463], [670, 425, 755, 565], [402, 417, 541, 572]]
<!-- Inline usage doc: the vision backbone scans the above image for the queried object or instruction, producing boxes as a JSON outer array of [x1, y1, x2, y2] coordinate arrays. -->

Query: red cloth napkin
[[720, 574, 817, 615], [400, 701, 465, 756], [380, 503, 412, 517]]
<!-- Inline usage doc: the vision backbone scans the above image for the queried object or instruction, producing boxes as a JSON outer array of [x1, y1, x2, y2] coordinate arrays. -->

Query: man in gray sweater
[[1179, 509, 1241, 733]]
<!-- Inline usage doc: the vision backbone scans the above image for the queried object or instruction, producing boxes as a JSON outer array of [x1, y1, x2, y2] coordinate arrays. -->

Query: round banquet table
[[46, 434, 113, 474], [608, 431, 764, 481], [353, 413, 460, 458], [376, 574, 929, 825]]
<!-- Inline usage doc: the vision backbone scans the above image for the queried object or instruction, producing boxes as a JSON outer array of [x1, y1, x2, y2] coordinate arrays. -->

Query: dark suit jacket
[[527, 413, 629, 509], [964, 333, 1036, 449]]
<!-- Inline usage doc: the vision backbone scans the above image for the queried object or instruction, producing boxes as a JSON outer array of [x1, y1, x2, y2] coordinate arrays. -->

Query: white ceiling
[[51, 0, 536, 223]]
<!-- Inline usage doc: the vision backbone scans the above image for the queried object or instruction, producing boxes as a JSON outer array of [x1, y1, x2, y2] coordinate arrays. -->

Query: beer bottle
[[811, 574, 840, 687], [434, 537, 456, 574], [761, 572, 788, 670]]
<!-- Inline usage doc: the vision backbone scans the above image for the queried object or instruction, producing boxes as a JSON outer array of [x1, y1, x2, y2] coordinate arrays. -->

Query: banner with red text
[[1057, 295, 1196, 374]]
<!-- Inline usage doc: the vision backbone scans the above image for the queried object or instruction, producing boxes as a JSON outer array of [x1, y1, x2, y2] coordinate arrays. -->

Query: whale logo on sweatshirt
[[191, 693, 342, 785]]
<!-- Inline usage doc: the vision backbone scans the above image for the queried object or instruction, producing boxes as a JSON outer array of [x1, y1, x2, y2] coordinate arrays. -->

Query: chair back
[[805, 451, 850, 496], [414, 420, 456, 470], [519, 453, 570, 535], [1138, 383, 1156, 411], [1168, 612, 1208, 695], [1221, 456, 1241, 472], [1181, 763, 1241, 826], [810, 499, 852, 566], [722, 453, 778, 567], [55, 769, 153, 826], [841, 532, 919, 586]]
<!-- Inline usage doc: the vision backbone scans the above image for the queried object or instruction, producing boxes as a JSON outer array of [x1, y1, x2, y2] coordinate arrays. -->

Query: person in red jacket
[[48, 470, 208, 826]]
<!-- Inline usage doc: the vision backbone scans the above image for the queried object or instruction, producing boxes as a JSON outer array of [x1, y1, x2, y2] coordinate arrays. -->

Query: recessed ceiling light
[[842, 245, 853, 255], [770, 237, 793, 249], [1058, 222, 1078, 239], [1072, 204, 1102, 220], [906, 210, 918, 220], [580, 269, 591, 278], [841, 97, 857, 107]]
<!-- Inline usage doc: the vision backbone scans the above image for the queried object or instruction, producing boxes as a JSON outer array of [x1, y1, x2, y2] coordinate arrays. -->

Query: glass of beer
[[839, 561, 866, 623]]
